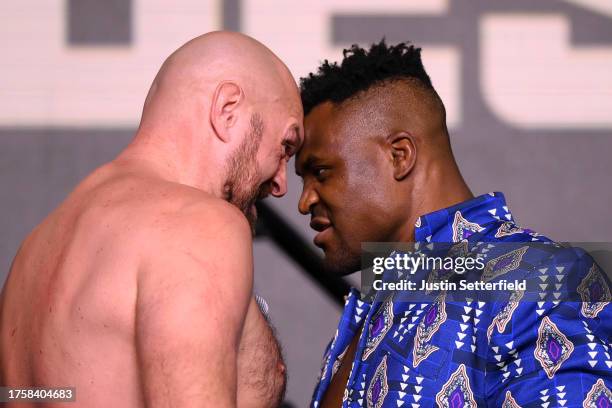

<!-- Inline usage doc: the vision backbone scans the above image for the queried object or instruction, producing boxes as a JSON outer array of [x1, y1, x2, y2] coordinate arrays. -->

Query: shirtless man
[[0, 31, 303, 407]]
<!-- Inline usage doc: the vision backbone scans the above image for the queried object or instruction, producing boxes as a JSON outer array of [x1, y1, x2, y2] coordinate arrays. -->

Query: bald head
[[127, 32, 303, 226], [140, 31, 299, 132]]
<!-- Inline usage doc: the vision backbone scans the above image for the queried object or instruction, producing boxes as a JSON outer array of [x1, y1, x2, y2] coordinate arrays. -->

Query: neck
[[116, 129, 224, 196], [395, 155, 473, 242]]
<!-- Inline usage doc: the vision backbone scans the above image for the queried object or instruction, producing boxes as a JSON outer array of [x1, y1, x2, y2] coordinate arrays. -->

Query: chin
[[322, 249, 362, 276]]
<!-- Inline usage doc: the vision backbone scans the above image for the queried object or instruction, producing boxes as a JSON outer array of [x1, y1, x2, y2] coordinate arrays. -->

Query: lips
[[310, 217, 332, 247], [310, 217, 331, 232]]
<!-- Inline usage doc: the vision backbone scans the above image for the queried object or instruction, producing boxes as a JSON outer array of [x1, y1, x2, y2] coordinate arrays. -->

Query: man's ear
[[210, 81, 244, 143], [388, 131, 417, 180]]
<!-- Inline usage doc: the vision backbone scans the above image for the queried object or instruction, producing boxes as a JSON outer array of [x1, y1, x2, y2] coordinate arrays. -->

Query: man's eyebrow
[[289, 125, 303, 149], [295, 155, 319, 176], [296, 126, 305, 148]]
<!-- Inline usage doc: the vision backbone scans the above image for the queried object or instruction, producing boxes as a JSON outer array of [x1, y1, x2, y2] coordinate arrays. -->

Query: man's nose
[[269, 160, 287, 198], [298, 182, 318, 215]]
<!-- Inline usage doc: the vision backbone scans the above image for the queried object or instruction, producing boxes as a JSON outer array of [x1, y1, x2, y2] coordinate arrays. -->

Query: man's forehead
[[303, 101, 357, 146], [304, 101, 336, 132], [265, 95, 303, 140], [296, 103, 341, 172], [302, 106, 331, 147], [280, 97, 305, 133]]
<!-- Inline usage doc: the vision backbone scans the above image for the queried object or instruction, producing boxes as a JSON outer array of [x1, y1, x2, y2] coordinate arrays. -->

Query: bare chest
[[236, 298, 286, 408]]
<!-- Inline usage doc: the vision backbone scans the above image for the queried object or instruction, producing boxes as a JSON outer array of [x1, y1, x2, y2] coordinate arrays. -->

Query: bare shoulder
[[144, 188, 252, 257], [87, 173, 252, 259], [136, 183, 254, 295], [133, 190, 253, 407]]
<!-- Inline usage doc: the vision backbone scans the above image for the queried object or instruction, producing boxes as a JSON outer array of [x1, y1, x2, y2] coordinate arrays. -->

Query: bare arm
[[136, 201, 253, 407]]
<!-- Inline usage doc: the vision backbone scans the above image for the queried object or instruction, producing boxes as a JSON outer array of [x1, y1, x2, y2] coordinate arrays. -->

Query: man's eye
[[283, 142, 296, 159], [313, 168, 328, 180]]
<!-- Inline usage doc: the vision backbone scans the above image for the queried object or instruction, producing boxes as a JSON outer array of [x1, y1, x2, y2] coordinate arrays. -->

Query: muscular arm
[[135, 201, 253, 407]]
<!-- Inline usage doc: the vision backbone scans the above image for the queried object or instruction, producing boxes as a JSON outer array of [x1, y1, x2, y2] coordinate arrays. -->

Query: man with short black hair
[[297, 40, 611, 407]]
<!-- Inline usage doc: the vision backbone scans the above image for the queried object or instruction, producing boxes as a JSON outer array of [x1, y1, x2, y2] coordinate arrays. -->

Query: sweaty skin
[[0, 31, 303, 408]]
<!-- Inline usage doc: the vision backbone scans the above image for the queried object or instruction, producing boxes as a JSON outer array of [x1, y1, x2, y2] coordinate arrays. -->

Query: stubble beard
[[320, 227, 362, 276], [224, 113, 267, 233], [324, 244, 362, 276]]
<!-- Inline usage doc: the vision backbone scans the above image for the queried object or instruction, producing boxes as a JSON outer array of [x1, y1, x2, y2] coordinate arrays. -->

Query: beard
[[322, 239, 362, 276], [224, 113, 268, 233]]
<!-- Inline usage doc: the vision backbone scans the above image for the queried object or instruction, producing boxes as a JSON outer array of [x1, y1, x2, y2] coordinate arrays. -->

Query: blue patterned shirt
[[311, 192, 611, 408]]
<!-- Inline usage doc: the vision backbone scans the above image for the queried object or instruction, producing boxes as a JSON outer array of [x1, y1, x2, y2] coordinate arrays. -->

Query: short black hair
[[300, 39, 438, 116]]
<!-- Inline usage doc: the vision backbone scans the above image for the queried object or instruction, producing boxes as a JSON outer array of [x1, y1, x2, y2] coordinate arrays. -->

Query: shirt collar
[[414, 192, 513, 243]]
